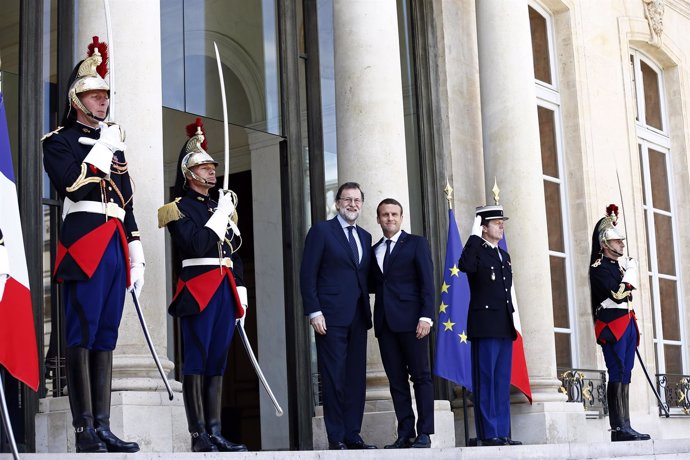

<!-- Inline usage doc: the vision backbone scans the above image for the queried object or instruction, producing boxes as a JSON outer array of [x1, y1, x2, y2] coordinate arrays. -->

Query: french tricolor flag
[[0, 91, 39, 391], [499, 238, 532, 403]]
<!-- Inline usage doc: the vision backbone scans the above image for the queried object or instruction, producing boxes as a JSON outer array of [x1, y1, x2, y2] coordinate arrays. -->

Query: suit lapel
[[386, 231, 407, 270]]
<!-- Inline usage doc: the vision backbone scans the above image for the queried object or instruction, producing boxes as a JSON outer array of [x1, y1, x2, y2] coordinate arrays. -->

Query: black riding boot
[[621, 383, 651, 440], [204, 375, 248, 452], [65, 347, 107, 453], [91, 350, 140, 452], [608, 382, 636, 441], [183, 375, 218, 452]]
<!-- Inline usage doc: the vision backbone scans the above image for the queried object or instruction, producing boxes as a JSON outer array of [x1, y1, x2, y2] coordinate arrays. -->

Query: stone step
[[3, 438, 690, 460]]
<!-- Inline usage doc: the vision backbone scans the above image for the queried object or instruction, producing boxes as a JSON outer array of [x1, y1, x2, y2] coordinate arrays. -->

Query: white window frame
[[631, 50, 687, 376], [530, 1, 579, 368]]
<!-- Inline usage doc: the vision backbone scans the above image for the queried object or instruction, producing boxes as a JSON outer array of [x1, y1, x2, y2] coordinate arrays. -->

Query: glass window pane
[[654, 212, 675, 275], [538, 106, 558, 178], [554, 332, 572, 369], [544, 181, 564, 252], [664, 344, 682, 375], [659, 278, 680, 341], [641, 60, 662, 130], [648, 148, 670, 212], [529, 6, 551, 84], [550, 256, 569, 328], [161, 0, 185, 111]]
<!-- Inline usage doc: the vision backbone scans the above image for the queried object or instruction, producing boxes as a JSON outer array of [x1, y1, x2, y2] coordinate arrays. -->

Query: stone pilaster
[[475, 0, 582, 444]]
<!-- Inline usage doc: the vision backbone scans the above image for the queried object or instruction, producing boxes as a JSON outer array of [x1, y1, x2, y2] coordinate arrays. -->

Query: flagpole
[[443, 179, 471, 446], [0, 369, 20, 460]]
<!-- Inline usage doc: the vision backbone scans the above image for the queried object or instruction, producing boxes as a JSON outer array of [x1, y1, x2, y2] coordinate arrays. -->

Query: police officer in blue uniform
[[157, 119, 248, 453], [459, 204, 521, 447], [42, 38, 142, 453], [589, 205, 650, 442]]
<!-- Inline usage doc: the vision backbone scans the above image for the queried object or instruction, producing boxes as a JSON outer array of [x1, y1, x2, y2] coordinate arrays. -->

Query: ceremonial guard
[[589, 205, 650, 442], [42, 37, 142, 453], [157, 119, 248, 453], [459, 203, 521, 446]]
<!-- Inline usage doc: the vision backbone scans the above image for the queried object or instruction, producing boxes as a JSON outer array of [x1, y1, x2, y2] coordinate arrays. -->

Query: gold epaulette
[[157, 198, 184, 228], [40, 126, 64, 142]]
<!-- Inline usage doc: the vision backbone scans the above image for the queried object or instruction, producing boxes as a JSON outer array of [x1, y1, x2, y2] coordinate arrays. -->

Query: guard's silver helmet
[[181, 126, 218, 184], [597, 209, 625, 244], [68, 37, 110, 121]]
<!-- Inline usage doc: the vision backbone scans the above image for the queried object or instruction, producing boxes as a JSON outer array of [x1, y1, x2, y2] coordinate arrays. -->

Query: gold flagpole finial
[[444, 179, 453, 210], [492, 177, 500, 205]]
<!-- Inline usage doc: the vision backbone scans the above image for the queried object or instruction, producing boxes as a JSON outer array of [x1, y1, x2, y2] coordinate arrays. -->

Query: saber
[[213, 41, 230, 190], [0, 371, 20, 460], [131, 291, 174, 400], [615, 171, 669, 417], [236, 323, 283, 416], [103, 0, 116, 120]]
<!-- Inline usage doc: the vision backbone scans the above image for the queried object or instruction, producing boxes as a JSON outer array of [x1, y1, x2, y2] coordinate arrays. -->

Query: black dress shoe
[[384, 436, 412, 448], [96, 428, 140, 452], [502, 437, 522, 445], [345, 439, 377, 449], [410, 433, 431, 448], [209, 434, 248, 452], [328, 441, 347, 450], [481, 437, 508, 446]]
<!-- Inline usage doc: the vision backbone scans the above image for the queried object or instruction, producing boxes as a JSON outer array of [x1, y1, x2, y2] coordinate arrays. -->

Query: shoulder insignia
[[157, 198, 184, 228], [591, 258, 602, 268], [40, 126, 64, 142]]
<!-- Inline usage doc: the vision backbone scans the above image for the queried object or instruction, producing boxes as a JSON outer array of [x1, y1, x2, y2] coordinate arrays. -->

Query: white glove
[[80, 123, 126, 175], [471, 215, 483, 237], [0, 244, 8, 302], [619, 256, 636, 271], [127, 240, 146, 298], [621, 260, 638, 289], [217, 190, 236, 217], [205, 191, 237, 240], [235, 286, 249, 327]]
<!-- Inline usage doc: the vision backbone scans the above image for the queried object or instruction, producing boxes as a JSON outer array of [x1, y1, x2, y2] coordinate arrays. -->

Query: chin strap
[[603, 240, 624, 257]]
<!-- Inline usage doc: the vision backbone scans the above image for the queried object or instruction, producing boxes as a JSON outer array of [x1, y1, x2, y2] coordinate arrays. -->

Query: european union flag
[[433, 209, 472, 390]]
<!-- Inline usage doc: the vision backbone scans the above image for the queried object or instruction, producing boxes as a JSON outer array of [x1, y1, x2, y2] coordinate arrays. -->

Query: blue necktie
[[383, 239, 392, 272], [347, 226, 359, 263]]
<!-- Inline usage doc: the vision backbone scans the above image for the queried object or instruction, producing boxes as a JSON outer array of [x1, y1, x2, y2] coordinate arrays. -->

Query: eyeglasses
[[339, 197, 362, 205]]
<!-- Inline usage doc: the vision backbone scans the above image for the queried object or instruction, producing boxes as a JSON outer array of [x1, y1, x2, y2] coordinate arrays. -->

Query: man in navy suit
[[459, 205, 521, 446], [370, 198, 435, 449], [300, 182, 376, 450]]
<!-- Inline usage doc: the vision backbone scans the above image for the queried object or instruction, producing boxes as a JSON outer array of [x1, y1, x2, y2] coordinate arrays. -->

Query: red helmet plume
[[86, 36, 109, 79], [185, 117, 208, 151], [605, 204, 619, 225]]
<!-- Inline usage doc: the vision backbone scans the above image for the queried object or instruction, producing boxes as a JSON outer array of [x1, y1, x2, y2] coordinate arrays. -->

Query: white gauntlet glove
[[0, 244, 9, 302], [79, 123, 126, 175], [235, 286, 249, 327], [205, 190, 237, 240], [128, 240, 146, 298], [471, 215, 483, 237], [621, 257, 638, 289]]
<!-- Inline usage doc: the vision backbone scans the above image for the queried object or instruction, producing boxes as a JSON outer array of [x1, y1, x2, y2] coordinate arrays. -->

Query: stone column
[[35, 2, 185, 453], [475, 0, 581, 444]]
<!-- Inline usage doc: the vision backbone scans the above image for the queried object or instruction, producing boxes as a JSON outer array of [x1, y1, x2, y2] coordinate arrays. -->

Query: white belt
[[599, 298, 629, 311], [63, 198, 126, 221], [182, 257, 233, 268]]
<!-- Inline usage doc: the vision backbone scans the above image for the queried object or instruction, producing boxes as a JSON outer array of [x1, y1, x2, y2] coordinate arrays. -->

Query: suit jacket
[[458, 235, 516, 340], [369, 231, 434, 337], [300, 217, 372, 328]]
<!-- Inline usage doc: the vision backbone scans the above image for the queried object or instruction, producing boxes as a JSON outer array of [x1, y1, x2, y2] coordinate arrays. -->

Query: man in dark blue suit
[[370, 199, 435, 449], [459, 204, 521, 447], [300, 182, 376, 450]]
